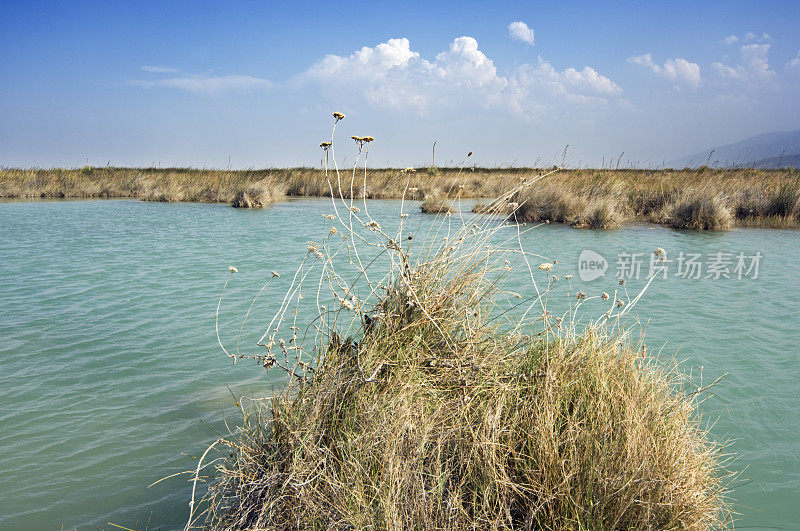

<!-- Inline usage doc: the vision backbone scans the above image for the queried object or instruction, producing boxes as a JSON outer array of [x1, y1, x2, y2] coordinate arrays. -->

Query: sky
[[2, 0, 800, 169]]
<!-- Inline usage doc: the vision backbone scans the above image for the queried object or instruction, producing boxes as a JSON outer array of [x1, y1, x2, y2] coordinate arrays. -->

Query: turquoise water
[[0, 198, 798, 529]]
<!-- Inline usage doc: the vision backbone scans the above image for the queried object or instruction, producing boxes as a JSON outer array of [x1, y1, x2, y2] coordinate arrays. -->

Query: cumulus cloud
[[307, 38, 420, 80], [788, 50, 800, 69], [743, 31, 771, 43], [134, 74, 273, 92], [518, 60, 621, 96], [712, 43, 776, 83], [300, 36, 621, 117], [721, 35, 739, 45], [435, 37, 506, 89], [628, 54, 701, 89], [508, 21, 535, 45]]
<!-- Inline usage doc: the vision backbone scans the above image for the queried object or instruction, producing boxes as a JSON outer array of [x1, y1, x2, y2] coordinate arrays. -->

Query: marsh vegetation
[[2, 166, 797, 230], [189, 113, 731, 530]]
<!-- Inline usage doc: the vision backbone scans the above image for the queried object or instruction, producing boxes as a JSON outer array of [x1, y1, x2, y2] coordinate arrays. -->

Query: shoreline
[[2, 166, 798, 229]]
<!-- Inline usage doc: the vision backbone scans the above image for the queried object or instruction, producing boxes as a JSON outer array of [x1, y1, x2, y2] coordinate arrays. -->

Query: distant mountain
[[750, 153, 800, 169], [671, 130, 800, 169]]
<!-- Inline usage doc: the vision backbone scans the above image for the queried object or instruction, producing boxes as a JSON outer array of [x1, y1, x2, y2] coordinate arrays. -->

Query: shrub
[[420, 197, 455, 214], [668, 193, 733, 230], [231, 181, 283, 208]]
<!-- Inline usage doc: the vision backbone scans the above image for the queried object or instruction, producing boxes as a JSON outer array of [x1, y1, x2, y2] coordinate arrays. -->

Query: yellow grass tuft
[[195, 117, 732, 530]]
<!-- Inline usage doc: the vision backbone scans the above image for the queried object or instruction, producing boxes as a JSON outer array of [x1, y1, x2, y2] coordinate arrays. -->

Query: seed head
[[538, 263, 554, 272], [576, 291, 586, 300], [617, 299, 625, 308], [333, 112, 345, 121], [467, 151, 472, 157], [271, 270, 280, 278], [229, 266, 238, 273], [654, 247, 665, 258], [320, 141, 332, 149], [601, 292, 609, 300], [307, 242, 323, 258], [564, 274, 573, 280]]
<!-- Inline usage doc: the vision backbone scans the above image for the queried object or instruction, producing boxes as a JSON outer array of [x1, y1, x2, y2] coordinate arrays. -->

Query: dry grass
[[209, 328, 728, 529], [510, 168, 799, 230], [2, 166, 797, 227], [190, 114, 731, 530], [419, 196, 456, 214], [666, 193, 734, 231], [231, 181, 284, 208]]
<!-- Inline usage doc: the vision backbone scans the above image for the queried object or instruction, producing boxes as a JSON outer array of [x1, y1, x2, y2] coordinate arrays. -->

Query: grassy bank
[[2, 166, 798, 228]]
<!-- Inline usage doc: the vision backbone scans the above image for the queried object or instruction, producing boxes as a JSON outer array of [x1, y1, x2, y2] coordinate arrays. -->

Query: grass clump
[[512, 183, 623, 228], [195, 118, 729, 529], [667, 192, 733, 230], [208, 302, 727, 529], [420, 196, 455, 214], [231, 181, 283, 208]]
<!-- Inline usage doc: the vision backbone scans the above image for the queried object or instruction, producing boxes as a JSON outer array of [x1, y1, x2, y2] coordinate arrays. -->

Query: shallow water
[[0, 198, 798, 529]]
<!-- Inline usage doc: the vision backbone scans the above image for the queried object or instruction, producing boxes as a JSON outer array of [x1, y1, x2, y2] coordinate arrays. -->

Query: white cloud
[[711, 62, 744, 79], [517, 60, 621, 96], [743, 31, 771, 43], [712, 43, 776, 84], [301, 37, 434, 109], [134, 74, 273, 92], [788, 50, 800, 69], [300, 36, 622, 117], [508, 21, 535, 45], [511, 60, 622, 112], [140, 65, 181, 73], [628, 53, 701, 89], [434, 36, 506, 89], [308, 37, 420, 80], [721, 35, 739, 45]]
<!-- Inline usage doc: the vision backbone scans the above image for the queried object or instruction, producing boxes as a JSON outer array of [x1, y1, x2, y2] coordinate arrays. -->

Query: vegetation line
[[2, 166, 798, 229]]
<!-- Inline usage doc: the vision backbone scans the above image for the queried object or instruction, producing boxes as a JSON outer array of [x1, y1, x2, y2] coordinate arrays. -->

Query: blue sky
[[2, 0, 800, 168]]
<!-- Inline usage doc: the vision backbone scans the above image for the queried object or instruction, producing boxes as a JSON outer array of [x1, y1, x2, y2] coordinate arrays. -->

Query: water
[[0, 198, 798, 529]]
